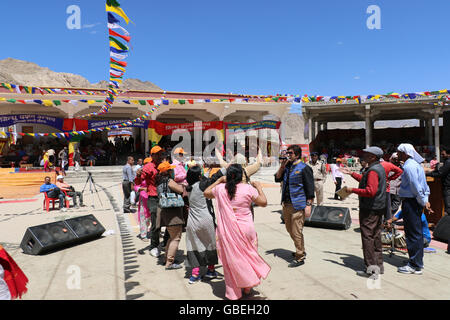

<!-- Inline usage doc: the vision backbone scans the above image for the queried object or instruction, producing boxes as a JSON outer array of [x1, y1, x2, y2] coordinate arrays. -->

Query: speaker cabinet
[[20, 215, 106, 255], [305, 205, 352, 230], [433, 215, 450, 243]]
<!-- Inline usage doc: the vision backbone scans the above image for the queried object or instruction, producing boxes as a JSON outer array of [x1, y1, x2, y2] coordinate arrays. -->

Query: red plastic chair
[[62, 190, 73, 207], [43, 192, 70, 212]]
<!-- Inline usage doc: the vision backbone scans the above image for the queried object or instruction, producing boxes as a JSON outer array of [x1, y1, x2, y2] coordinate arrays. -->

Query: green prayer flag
[[7, 99, 16, 103], [109, 36, 128, 51], [53, 100, 61, 106], [139, 100, 146, 105], [107, 0, 121, 7], [179, 99, 186, 104]]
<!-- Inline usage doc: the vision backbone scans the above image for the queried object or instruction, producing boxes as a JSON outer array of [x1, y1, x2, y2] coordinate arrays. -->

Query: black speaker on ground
[[433, 215, 450, 243], [305, 205, 352, 230], [443, 111, 450, 146], [20, 215, 106, 255]]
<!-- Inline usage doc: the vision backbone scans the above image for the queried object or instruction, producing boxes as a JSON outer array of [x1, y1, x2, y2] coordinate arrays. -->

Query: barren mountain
[[0, 58, 162, 91]]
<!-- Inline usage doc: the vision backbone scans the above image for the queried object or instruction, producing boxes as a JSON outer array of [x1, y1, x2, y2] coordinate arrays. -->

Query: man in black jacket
[[425, 146, 450, 216]]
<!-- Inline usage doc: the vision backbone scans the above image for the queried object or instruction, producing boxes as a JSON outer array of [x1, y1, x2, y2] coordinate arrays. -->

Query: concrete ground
[[1, 170, 449, 300]]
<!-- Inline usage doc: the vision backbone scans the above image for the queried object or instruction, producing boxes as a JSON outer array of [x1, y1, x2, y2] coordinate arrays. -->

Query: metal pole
[[365, 105, 371, 148], [435, 108, 441, 163]]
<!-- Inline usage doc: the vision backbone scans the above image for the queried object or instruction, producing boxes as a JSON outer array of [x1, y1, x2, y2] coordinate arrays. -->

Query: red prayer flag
[[147, 100, 154, 105], [110, 58, 127, 67], [188, 99, 194, 104], [109, 29, 131, 42]]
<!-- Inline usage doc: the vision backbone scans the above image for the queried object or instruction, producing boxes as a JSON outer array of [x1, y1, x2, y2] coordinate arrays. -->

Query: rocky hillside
[[0, 58, 162, 91]]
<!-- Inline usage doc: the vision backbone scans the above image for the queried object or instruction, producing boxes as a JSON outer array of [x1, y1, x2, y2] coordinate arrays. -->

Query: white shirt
[[331, 164, 344, 182], [0, 264, 11, 300]]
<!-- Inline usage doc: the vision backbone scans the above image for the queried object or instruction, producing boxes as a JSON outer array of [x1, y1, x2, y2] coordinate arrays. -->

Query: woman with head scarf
[[204, 164, 270, 300], [396, 143, 432, 275]]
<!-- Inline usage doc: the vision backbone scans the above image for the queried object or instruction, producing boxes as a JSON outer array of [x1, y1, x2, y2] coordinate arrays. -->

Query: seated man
[[40, 176, 67, 212], [392, 210, 432, 248], [55, 175, 84, 208]]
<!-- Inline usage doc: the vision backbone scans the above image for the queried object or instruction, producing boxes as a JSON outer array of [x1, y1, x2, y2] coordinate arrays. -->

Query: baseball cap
[[362, 146, 384, 158], [143, 157, 152, 164], [310, 152, 319, 156], [157, 161, 176, 173], [151, 146, 163, 154], [174, 147, 187, 154], [56, 175, 64, 180]]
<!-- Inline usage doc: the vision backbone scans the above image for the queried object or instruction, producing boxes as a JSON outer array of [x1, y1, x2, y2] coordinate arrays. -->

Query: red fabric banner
[[149, 120, 224, 136]]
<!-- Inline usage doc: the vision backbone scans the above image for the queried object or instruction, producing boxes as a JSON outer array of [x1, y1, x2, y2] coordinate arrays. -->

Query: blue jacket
[[275, 161, 315, 211], [40, 183, 57, 193]]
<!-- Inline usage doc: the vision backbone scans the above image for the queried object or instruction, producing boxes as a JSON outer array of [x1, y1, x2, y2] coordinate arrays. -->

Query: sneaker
[[188, 275, 201, 284], [356, 270, 371, 277], [204, 270, 218, 279], [398, 264, 423, 275], [165, 263, 183, 270], [288, 259, 305, 268], [150, 248, 161, 257]]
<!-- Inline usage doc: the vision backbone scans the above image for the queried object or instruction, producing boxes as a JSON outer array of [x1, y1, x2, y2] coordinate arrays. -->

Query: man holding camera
[[275, 145, 315, 268]]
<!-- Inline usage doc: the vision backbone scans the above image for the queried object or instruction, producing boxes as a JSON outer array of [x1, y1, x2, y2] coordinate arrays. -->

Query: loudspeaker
[[305, 205, 352, 230], [20, 215, 106, 255], [444, 111, 450, 146], [433, 215, 450, 243]]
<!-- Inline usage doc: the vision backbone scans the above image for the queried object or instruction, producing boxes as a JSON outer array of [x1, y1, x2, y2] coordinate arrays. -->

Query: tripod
[[81, 172, 103, 208]]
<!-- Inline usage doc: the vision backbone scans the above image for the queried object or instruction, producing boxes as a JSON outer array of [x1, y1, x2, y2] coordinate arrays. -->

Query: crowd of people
[[118, 141, 449, 300]]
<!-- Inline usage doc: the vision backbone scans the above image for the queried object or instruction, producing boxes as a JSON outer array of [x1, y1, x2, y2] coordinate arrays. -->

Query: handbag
[[158, 179, 184, 209]]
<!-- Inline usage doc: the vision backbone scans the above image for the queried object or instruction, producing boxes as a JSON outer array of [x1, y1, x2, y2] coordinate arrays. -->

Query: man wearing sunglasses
[[275, 145, 315, 268]]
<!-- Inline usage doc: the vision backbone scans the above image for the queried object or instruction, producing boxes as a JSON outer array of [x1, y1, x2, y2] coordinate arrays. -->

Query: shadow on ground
[[265, 248, 294, 263], [322, 250, 409, 272]]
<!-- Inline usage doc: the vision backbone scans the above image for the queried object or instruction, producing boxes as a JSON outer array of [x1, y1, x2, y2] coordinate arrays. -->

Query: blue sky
[[1, 0, 449, 96]]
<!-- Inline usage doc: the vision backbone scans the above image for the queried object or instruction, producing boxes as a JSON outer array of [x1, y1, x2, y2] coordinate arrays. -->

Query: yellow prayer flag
[[110, 64, 126, 72], [106, 4, 131, 24], [87, 100, 96, 104], [110, 41, 127, 51], [130, 100, 140, 105], [173, 99, 179, 104], [43, 100, 53, 107]]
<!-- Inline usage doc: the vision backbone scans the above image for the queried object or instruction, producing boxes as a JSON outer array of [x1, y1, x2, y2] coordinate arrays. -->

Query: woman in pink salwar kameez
[[204, 164, 270, 300], [134, 168, 150, 240]]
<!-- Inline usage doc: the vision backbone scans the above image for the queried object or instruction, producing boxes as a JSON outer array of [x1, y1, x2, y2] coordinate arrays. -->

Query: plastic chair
[[62, 190, 73, 207], [43, 192, 69, 212]]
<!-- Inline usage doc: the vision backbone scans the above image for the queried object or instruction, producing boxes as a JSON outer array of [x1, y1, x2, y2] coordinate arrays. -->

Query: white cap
[[56, 175, 64, 180]]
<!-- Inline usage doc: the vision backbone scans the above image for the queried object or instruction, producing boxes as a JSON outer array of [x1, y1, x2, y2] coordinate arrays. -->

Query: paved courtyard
[[1, 170, 449, 300]]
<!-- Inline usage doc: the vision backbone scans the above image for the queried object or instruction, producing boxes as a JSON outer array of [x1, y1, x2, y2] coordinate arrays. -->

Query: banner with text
[[0, 114, 64, 130]]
